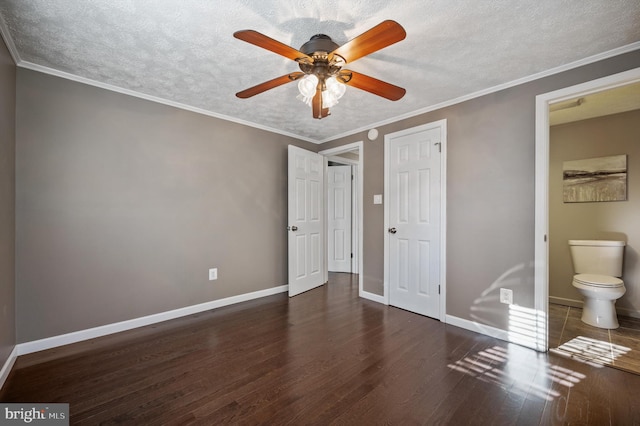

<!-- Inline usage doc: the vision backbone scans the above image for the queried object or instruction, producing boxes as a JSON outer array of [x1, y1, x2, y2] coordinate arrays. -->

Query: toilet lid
[[574, 273, 623, 288]]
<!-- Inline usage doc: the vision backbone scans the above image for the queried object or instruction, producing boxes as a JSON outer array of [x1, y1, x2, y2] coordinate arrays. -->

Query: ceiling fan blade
[[330, 20, 406, 64], [236, 72, 304, 99], [234, 30, 312, 63], [339, 70, 406, 101]]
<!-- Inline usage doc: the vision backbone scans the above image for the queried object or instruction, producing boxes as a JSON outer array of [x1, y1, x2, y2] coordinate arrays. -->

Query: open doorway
[[327, 160, 355, 273], [535, 67, 640, 354], [320, 142, 363, 296]]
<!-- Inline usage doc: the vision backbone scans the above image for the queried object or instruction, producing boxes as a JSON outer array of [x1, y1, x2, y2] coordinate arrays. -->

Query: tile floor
[[549, 303, 640, 375]]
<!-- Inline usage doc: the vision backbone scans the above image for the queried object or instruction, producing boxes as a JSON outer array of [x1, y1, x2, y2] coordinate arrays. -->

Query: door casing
[[534, 67, 640, 352], [320, 142, 364, 296]]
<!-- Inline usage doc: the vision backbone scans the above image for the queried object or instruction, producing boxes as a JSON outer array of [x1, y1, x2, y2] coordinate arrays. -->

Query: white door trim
[[534, 67, 640, 352], [325, 155, 359, 166], [383, 120, 447, 321], [351, 164, 359, 274], [320, 141, 364, 296]]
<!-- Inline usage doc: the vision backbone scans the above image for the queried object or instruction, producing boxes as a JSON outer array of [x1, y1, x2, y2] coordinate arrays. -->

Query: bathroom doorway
[[535, 67, 640, 366]]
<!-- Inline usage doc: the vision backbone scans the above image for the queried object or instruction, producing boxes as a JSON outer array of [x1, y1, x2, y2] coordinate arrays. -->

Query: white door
[[288, 145, 325, 297], [328, 165, 352, 272], [386, 124, 442, 318]]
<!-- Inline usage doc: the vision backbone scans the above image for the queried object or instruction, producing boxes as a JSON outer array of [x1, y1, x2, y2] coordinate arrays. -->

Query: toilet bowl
[[572, 273, 625, 329], [569, 240, 626, 329]]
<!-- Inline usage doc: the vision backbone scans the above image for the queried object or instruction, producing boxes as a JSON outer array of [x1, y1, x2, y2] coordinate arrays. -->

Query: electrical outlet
[[209, 268, 218, 281], [500, 288, 513, 305]]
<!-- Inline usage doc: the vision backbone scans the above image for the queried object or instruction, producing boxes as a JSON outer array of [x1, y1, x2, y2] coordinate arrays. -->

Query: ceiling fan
[[234, 20, 407, 119]]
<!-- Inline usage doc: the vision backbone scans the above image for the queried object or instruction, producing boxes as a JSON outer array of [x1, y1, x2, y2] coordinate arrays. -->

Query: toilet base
[[581, 297, 619, 329]]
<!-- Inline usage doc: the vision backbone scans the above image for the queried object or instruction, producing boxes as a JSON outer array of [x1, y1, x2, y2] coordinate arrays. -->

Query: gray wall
[[16, 69, 316, 342], [320, 51, 640, 330], [0, 38, 16, 366], [549, 110, 640, 315], [11, 47, 640, 343]]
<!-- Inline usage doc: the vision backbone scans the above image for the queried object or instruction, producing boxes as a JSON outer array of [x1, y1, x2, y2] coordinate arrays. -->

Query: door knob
[[288, 225, 298, 232], [388, 227, 397, 234]]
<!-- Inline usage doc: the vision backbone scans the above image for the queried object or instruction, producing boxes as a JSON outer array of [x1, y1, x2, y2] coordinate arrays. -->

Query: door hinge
[[351, 253, 353, 258], [351, 174, 354, 181], [435, 142, 442, 153], [438, 285, 441, 295]]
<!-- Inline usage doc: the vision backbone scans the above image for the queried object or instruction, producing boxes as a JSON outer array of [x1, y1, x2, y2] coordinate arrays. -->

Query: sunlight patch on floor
[[550, 336, 631, 368], [447, 345, 586, 401]]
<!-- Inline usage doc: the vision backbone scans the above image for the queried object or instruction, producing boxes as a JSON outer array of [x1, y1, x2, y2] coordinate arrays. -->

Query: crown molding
[[4, 9, 639, 147], [318, 41, 640, 143], [18, 61, 318, 144]]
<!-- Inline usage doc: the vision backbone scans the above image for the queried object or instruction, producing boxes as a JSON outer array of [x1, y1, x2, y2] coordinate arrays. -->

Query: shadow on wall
[[624, 244, 638, 277], [469, 261, 542, 347]]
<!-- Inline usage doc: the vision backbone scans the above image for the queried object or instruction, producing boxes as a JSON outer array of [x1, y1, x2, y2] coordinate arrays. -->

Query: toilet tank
[[568, 240, 625, 277]]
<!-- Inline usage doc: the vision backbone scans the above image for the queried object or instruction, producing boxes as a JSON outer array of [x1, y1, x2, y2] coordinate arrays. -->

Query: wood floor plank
[[3, 273, 640, 425]]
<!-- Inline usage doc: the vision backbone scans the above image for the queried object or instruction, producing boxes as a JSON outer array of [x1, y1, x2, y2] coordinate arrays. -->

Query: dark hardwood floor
[[2, 273, 640, 425], [549, 303, 640, 375]]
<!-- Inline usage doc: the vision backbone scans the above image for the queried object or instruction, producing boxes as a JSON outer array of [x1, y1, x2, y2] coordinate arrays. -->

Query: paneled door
[[328, 165, 352, 273], [386, 124, 443, 318], [288, 145, 325, 297]]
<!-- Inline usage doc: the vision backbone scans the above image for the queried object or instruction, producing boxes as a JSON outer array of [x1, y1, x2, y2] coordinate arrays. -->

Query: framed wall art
[[563, 154, 627, 203]]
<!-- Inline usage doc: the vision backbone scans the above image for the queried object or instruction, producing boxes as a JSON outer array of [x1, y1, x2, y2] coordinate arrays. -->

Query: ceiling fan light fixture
[[297, 75, 346, 109], [234, 20, 406, 118], [297, 74, 318, 105], [296, 93, 313, 106], [323, 76, 346, 108]]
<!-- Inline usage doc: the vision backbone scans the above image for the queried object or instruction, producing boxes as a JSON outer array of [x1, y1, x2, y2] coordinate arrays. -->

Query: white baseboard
[[445, 315, 511, 343], [550, 296, 640, 319], [444, 314, 545, 352], [0, 346, 18, 391], [549, 296, 582, 308], [617, 306, 640, 320], [17, 285, 288, 356], [359, 290, 385, 304]]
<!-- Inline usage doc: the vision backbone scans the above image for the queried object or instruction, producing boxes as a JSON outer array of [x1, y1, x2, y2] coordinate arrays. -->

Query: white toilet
[[568, 240, 626, 329]]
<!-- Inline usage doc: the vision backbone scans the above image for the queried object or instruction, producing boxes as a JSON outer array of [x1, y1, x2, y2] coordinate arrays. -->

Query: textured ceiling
[[1, 1, 639, 142]]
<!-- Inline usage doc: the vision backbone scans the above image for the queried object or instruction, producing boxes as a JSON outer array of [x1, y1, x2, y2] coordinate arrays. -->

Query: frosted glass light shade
[[297, 75, 346, 108], [322, 77, 346, 108], [298, 75, 318, 97], [325, 76, 346, 98]]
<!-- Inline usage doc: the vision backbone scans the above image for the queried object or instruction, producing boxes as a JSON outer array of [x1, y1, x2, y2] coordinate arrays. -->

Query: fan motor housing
[[298, 34, 343, 77], [299, 34, 339, 56]]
